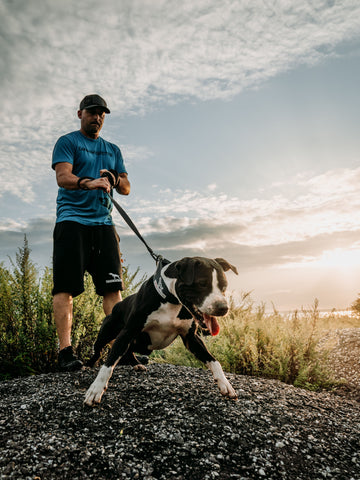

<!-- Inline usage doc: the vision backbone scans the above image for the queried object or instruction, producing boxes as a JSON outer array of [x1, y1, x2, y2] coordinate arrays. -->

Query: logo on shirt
[[78, 146, 113, 157]]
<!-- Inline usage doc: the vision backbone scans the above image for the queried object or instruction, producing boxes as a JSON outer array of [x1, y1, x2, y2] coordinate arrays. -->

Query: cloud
[[98, 166, 360, 271], [0, 217, 54, 270], [4, 0, 360, 112], [1, 0, 360, 200], [116, 166, 360, 247], [2, 165, 360, 281], [300, 167, 360, 195]]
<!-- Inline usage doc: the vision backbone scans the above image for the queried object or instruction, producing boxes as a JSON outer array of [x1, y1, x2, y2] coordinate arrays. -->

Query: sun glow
[[278, 247, 360, 272], [312, 248, 360, 269]]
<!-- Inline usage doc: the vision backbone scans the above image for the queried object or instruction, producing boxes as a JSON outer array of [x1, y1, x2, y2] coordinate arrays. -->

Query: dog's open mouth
[[185, 305, 222, 336], [203, 313, 220, 336]]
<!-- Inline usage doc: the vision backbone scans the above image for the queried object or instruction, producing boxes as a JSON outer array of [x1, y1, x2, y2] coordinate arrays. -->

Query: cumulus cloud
[[120, 144, 154, 164], [98, 166, 360, 270], [2, 166, 360, 280], [1, 0, 360, 200], [117, 166, 360, 247]]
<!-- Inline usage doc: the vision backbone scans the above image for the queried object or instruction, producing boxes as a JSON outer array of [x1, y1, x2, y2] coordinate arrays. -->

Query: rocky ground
[[0, 348, 359, 480]]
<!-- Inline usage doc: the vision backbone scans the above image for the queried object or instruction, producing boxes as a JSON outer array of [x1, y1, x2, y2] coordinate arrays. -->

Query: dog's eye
[[198, 280, 208, 288]]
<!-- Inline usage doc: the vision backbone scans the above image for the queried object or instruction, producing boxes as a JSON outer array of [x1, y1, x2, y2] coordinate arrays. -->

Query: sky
[[1, 0, 360, 311]]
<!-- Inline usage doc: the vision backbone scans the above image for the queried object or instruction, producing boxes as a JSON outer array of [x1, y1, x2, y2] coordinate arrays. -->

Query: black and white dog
[[84, 256, 238, 406]]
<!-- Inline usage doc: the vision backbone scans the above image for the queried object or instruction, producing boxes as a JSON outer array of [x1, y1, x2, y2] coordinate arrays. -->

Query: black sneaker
[[58, 346, 83, 372]]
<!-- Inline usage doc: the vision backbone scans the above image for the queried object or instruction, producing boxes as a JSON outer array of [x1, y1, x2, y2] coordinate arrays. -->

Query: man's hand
[[100, 169, 117, 187], [100, 169, 131, 196], [78, 175, 112, 193]]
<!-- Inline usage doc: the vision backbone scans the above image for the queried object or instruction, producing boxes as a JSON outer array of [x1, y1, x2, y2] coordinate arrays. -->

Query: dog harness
[[153, 258, 179, 305]]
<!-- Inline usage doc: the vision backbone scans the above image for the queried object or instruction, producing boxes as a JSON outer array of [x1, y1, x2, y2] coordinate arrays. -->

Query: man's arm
[[116, 172, 130, 196], [55, 162, 112, 193]]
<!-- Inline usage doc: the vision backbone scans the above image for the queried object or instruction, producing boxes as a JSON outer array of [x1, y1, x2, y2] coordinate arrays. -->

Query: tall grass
[[152, 295, 359, 391]]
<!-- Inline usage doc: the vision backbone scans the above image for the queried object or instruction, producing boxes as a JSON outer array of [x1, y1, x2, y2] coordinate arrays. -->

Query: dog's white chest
[[142, 303, 191, 350]]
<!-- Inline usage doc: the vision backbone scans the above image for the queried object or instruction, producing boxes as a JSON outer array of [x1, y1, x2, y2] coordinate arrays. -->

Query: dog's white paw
[[207, 360, 238, 400], [217, 379, 238, 400], [84, 365, 112, 407], [84, 383, 105, 406]]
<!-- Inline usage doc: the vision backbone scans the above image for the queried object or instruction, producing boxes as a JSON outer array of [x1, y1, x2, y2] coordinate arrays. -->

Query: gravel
[[0, 363, 359, 480]]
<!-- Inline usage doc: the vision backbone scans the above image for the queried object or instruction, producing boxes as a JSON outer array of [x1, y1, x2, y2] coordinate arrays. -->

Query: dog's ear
[[175, 257, 199, 285], [215, 258, 238, 275]]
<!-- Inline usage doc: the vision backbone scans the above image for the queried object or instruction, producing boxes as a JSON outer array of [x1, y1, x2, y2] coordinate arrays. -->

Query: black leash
[[84, 174, 180, 302], [100, 171, 164, 262], [110, 195, 181, 303], [109, 194, 161, 263], [110, 195, 181, 304]]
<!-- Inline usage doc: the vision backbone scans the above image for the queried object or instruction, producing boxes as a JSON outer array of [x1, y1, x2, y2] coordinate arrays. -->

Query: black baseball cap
[[79, 94, 110, 113]]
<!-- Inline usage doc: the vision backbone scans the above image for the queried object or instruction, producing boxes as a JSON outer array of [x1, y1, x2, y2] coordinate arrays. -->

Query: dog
[[84, 256, 238, 406]]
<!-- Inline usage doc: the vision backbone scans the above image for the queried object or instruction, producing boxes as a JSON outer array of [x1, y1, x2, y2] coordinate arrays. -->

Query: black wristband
[[109, 169, 120, 187], [77, 176, 94, 190]]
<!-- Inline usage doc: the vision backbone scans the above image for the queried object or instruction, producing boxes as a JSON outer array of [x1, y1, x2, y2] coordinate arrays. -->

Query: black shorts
[[52, 221, 124, 297]]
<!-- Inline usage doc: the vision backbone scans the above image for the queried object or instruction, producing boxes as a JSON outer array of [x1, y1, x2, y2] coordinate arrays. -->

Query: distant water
[[274, 309, 356, 318]]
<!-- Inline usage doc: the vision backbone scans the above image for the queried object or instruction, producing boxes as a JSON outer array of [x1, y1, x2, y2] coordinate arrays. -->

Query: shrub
[[0, 236, 146, 379], [0, 238, 57, 378]]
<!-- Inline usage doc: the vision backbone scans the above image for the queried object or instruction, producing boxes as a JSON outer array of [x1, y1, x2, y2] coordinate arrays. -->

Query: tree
[[351, 294, 360, 317]]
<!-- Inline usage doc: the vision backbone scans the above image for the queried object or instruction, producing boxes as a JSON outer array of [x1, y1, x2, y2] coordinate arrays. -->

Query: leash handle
[[109, 195, 160, 262]]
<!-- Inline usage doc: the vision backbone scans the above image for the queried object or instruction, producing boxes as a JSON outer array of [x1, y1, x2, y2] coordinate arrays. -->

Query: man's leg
[[53, 292, 73, 350], [53, 292, 83, 371], [103, 290, 122, 316], [103, 291, 122, 348]]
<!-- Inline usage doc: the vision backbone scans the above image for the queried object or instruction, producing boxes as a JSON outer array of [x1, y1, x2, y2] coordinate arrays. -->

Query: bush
[[0, 236, 146, 380]]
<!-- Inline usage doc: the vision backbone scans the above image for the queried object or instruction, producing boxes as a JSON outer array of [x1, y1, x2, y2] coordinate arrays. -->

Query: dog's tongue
[[203, 314, 220, 336]]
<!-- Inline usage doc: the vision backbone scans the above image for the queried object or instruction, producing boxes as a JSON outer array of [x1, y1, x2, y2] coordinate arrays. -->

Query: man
[[52, 94, 130, 371]]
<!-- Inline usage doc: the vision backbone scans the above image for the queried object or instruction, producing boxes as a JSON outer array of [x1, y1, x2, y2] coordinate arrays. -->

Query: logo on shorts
[[106, 273, 121, 284]]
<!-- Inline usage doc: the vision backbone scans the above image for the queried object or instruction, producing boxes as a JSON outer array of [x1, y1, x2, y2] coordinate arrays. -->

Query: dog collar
[[153, 259, 179, 305]]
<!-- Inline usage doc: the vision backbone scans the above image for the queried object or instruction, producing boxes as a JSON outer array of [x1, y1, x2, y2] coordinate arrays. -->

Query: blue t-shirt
[[52, 130, 127, 225]]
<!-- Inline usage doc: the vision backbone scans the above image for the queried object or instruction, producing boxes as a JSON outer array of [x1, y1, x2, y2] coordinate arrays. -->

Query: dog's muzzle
[[191, 303, 228, 336]]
